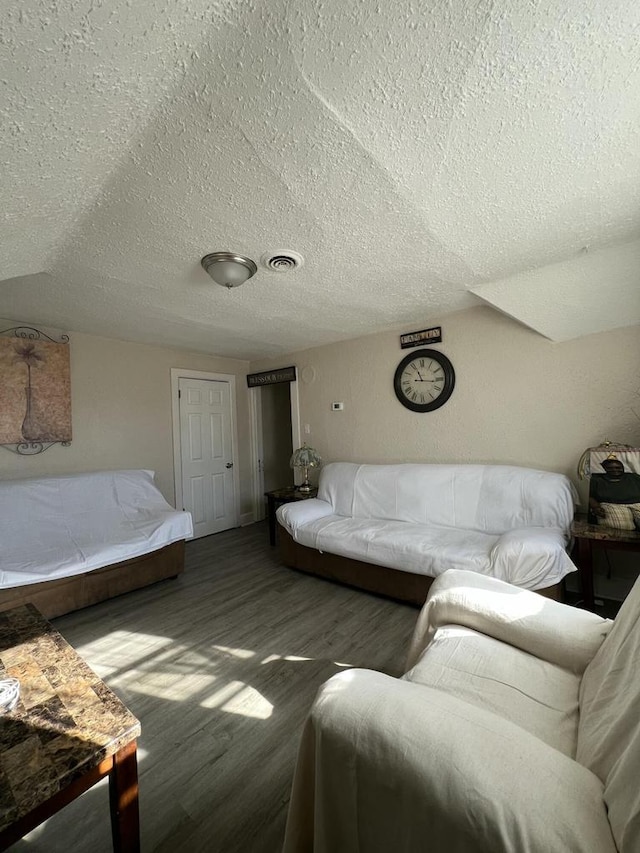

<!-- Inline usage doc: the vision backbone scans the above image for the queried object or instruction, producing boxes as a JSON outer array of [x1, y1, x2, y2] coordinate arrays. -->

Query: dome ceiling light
[[201, 252, 258, 289]]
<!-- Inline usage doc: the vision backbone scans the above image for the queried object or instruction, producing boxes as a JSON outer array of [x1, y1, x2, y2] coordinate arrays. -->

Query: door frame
[[171, 368, 240, 528], [249, 378, 301, 522]]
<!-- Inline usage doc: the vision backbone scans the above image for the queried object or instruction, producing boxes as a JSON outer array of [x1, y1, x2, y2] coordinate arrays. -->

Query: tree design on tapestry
[[0, 333, 72, 446], [12, 343, 56, 441]]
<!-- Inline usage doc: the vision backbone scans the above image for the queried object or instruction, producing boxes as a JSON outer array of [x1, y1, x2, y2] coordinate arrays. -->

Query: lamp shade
[[290, 444, 322, 492], [577, 440, 639, 479], [290, 444, 322, 470]]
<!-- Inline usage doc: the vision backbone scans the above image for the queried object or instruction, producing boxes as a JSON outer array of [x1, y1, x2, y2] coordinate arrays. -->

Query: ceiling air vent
[[261, 250, 304, 272]]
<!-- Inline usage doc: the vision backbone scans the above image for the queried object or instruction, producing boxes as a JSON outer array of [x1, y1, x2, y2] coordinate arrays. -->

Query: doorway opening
[[249, 379, 301, 521]]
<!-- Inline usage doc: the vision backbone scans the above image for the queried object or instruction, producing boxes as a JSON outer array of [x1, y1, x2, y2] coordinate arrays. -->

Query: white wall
[[251, 306, 640, 503], [0, 330, 252, 512], [4, 308, 638, 522]]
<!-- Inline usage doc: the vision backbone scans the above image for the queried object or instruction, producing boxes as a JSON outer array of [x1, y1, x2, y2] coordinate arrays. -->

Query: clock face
[[393, 349, 455, 412]]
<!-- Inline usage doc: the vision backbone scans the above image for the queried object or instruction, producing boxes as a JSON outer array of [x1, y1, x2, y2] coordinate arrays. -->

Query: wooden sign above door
[[246, 366, 297, 388]]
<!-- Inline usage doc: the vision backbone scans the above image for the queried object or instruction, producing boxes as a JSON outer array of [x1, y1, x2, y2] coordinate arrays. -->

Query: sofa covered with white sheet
[[0, 469, 193, 618], [277, 462, 577, 603], [284, 569, 638, 853]]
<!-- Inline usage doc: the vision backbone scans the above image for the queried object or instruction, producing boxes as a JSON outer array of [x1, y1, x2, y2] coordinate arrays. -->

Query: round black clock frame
[[393, 348, 456, 413]]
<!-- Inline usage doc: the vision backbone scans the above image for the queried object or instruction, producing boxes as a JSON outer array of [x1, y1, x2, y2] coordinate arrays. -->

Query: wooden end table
[[0, 604, 141, 852], [265, 486, 318, 546], [571, 515, 640, 611]]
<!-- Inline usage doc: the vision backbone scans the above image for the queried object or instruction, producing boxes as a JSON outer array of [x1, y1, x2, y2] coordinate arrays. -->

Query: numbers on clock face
[[401, 358, 444, 403]]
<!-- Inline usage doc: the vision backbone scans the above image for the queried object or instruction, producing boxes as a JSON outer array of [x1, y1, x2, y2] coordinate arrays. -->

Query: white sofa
[[284, 569, 639, 853], [277, 462, 577, 602]]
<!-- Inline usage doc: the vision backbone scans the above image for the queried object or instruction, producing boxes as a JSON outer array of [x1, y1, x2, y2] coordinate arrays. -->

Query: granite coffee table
[[0, 604, 140, 852]]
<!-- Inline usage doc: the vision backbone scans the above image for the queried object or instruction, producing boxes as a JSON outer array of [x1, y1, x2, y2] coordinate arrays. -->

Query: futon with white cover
[[0, 469, 193, 617]]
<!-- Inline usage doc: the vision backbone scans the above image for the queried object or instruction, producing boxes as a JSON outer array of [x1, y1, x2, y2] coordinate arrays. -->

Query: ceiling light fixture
[[200, 252, 258, 289]]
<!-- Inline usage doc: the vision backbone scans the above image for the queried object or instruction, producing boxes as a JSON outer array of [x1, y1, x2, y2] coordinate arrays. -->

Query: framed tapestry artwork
[[0, 326, 72, 454]]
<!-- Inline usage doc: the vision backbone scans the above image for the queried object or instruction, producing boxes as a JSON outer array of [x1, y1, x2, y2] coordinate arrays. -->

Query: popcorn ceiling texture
[[2, 0, 640, 359]]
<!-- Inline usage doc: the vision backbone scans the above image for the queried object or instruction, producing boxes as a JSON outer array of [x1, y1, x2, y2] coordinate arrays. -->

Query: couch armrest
[[284, 670, 616, 853], [276, 499, 334, 536], [406, 569, 612, 673], [490, 526, 575, 588]]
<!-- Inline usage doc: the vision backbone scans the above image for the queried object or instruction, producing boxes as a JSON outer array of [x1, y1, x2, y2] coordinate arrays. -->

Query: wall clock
[[393, 349, 456, 412]]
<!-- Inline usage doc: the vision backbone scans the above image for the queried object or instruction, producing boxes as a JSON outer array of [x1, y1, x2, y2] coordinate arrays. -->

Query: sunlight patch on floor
[[212, 644, 256, 659], [261, 653, 354, 667], [75, 634, 350, 718], [118, 668, 216, 700], [201, 680, 273, 719], [76, 630, 175, 676], [221, 685, 273, 719]]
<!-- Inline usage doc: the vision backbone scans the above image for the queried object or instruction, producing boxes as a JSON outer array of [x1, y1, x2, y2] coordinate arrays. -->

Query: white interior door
[[179, 377, 236, 538]]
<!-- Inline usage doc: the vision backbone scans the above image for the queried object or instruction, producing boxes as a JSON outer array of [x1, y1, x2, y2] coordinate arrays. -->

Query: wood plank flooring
[[9, 523, 419, 853]]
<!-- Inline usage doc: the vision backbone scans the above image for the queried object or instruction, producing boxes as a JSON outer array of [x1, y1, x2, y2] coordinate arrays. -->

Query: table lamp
[[290, 444, 322, 492], [577, 440, 638, 479]]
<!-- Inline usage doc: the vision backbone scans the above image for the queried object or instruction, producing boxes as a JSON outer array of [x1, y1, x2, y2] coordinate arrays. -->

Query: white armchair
[[284, 570, 640, 852]]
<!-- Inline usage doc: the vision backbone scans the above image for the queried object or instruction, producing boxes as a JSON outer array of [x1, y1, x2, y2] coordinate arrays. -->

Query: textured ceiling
[[2, 0, 640, 359]]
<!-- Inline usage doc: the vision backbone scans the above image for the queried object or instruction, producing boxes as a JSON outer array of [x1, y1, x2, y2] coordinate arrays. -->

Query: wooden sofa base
[[0, 541, 186, 619], [279, 527, 561, 607]]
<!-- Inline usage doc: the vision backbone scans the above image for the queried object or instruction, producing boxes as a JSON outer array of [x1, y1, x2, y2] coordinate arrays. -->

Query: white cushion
[[279, 513, 575, 590], [405, 625, 581, 756], [490, 527, 577, 589], [599, 502, 638, 530], [276, 498, 334, 533], [406, 569, 612, 673], [304, 517, 496, 576], [317, 462, 577, 533]]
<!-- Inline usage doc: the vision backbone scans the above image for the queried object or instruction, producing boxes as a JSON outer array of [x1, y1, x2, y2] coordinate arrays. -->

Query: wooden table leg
[[575, 537, 595, 611], [109, 741, 140, 853]]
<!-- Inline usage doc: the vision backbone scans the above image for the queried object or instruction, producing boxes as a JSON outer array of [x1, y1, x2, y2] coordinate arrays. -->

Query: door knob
[[225, 462, 234, 468]]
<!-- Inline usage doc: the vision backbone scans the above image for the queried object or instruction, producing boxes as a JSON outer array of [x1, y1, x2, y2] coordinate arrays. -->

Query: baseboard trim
[[239, 512, 255, 527]]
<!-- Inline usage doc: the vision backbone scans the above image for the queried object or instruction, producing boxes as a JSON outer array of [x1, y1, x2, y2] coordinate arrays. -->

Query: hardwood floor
[[10, 523, 418, 853]]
